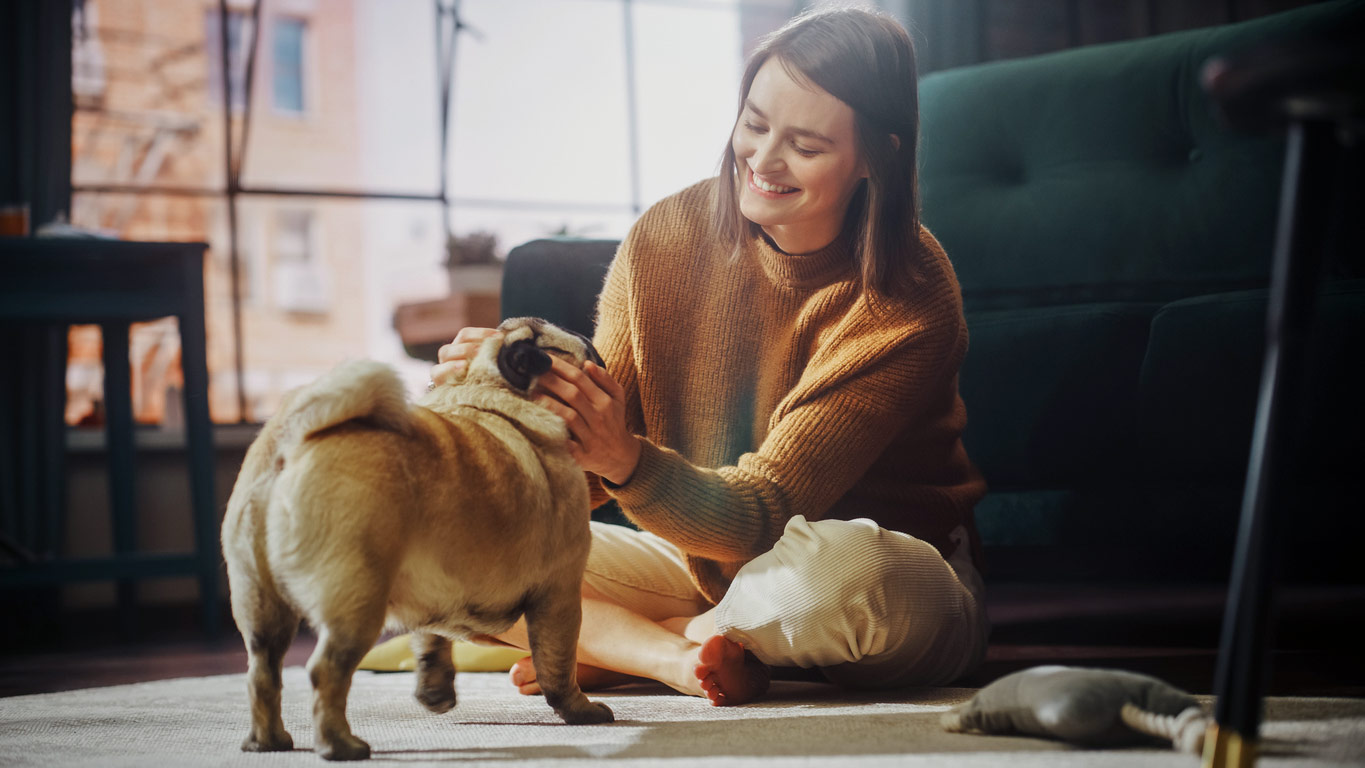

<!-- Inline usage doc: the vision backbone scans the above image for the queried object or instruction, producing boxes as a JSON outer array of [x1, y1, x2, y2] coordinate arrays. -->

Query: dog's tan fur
[[222, 318, 612, 761]]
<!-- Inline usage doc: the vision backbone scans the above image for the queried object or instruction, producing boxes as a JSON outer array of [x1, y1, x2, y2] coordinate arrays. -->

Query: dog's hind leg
[[524, 582, 614, 725], [228, 564, 299, 753], [306, 587, 389, 761], [410, 632, 457, 713]]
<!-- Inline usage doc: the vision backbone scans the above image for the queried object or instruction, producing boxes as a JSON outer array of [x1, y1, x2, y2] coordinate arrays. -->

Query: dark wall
[[0, 0, 73, 228]]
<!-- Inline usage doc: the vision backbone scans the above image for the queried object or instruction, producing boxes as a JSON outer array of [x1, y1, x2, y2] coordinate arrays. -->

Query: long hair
[[715, 7, 924, 295]]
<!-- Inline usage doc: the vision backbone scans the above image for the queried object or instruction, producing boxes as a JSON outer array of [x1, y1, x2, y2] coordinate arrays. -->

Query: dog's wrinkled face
[[466, 317, 603, 393]]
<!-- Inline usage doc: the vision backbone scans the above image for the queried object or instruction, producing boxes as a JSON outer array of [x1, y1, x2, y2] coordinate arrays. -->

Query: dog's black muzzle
[[496, 339, 555, 391]]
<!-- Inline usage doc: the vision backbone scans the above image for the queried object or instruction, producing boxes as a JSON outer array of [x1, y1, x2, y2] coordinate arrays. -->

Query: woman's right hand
[[431, 327, 501, 386]]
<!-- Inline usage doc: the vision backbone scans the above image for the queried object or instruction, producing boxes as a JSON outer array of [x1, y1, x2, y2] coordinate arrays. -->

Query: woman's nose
[[750, 137, 784, 175]]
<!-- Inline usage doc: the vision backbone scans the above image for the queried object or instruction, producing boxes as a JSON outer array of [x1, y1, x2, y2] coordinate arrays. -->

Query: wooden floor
[[2, 583, 1363, 699]]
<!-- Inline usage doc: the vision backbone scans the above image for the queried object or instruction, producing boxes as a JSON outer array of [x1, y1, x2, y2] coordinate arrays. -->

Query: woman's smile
[[747, 167, 800, 197]]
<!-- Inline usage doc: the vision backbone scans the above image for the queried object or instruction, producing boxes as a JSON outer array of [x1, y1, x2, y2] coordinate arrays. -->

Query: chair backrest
[[501, 238, 617, 338]]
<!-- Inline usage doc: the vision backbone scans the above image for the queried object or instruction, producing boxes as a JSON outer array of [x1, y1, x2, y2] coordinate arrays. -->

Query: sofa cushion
[[1136, 279, 1365, 480], [917, 1, 1362, 311], [962, 302, 1159, 488]]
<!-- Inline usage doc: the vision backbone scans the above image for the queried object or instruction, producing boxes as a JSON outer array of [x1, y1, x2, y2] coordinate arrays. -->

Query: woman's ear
[[889, 133, 901, 152]]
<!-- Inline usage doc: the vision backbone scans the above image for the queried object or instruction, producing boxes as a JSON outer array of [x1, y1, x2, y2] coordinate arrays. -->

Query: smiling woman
[[434, 6, 987, 708], [717, 8, 924, 296]]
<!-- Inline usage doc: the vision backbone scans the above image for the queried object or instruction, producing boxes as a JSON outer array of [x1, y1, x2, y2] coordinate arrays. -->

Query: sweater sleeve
[[588, 226, 648, 511], [609, 296, 966, 563]]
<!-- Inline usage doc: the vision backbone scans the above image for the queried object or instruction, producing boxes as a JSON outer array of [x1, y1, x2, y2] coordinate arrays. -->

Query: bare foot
[[508, 656, 641, 696], [694, 635, 769, 707]]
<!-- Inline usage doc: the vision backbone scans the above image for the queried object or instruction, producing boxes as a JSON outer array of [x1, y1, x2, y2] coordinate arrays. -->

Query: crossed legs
[[494, 582, 770, 706], [492, 516, 987, 705]]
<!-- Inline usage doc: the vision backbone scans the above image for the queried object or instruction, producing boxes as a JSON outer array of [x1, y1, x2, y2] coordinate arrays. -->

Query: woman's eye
[[744, 121, 767, 134], [794, 145, 820, 157]]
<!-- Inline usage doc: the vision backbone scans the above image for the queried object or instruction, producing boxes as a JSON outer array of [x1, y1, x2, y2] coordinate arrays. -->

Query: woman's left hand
[[534, 357, 642, 485]]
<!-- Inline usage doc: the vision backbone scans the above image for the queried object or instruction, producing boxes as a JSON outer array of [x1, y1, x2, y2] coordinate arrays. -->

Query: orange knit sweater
[[589, 178, 986, 605]]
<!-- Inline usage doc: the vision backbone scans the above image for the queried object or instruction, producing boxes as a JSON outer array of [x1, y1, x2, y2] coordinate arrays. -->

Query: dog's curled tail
[[275, 360, 412, 446]]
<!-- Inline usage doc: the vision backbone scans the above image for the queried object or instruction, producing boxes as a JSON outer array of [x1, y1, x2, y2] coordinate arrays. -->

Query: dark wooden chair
[[0, 238, 220, 637]]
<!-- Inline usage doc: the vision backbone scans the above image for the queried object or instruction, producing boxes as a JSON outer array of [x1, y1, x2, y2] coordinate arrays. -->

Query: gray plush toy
[[942, 666, 1210, 753]]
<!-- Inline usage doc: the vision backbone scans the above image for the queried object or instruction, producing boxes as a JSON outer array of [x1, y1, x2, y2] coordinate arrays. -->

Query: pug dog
[[221, 317, 614, 761]]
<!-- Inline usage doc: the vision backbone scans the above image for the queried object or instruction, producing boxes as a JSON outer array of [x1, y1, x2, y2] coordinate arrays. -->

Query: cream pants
[[584, 515, 990, 688]]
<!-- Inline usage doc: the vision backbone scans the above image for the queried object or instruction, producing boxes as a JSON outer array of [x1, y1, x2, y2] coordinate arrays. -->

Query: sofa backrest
[[917, 0, 1359, 312]]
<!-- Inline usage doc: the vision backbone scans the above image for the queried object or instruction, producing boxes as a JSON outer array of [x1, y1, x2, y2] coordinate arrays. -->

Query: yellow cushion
[[357, 633, 530, 673]]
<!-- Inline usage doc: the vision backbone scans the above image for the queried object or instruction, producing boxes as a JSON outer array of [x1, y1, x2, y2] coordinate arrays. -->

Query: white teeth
[[753, 173, 795, 194]]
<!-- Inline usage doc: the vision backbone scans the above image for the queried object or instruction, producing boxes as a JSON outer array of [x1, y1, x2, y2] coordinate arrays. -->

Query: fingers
[[534, 391, 588, 444], [545, 357, 621, 412], [535, 368, 592, 434], [583, 361, 624, 400], [429, 359, 465, 386], [456, 326, 502, 344], [433, 328, 501, 385], [436, 327, 501, 364]]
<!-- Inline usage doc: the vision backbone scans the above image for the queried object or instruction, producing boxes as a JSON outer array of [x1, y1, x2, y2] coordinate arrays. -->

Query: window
[[205, 9, 253, 111], [272, 210, 328, 314], [72, 0, 792, 424], [273, 18, 307, 113]]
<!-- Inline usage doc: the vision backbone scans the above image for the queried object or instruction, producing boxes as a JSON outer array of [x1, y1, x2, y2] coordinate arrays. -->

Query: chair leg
[[40, 325, 67, 560], [179, 273, 220, 638], [102, 321, 139, 639]]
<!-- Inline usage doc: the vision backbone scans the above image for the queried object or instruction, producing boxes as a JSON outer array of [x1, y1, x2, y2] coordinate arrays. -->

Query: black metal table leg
[[1202, 118, 1338, 768], [1198, 14, 1364, 761]]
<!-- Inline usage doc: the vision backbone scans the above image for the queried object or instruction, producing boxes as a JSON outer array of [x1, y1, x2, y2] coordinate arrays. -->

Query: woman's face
[[731, 57, 867, 255]]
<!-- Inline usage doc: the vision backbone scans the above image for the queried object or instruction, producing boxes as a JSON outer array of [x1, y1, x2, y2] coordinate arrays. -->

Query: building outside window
[[272, 209, 327, 314]]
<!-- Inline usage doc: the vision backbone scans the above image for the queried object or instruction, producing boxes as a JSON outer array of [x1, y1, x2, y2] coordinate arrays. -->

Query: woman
[[433, 7, 988, 706]]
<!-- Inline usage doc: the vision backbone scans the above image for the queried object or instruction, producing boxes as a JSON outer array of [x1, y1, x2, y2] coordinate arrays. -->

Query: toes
[[508, 658, 535, 687], [693, 635, 768, 707], [509, 663, 543, 696]]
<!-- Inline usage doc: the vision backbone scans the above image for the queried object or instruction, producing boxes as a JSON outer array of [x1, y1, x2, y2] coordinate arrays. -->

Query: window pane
[[273, 17, 306, 112], [632, 2, 743, 205], [449, 0, 632, 214]]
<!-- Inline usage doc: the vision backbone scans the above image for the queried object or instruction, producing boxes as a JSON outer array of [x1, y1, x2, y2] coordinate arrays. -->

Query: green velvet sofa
[[500, 1, 1364, 583]]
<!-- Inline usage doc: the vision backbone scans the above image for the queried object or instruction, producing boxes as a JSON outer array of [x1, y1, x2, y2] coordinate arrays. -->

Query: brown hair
[[716, 7, 924, 295]]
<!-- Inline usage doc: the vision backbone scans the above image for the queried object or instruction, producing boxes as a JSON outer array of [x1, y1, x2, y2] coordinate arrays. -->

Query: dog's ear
[[497, 338, 553, 391], [564, 328, 605, 367]]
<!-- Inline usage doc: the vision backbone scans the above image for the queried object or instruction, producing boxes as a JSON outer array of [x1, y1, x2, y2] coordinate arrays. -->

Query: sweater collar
[[751, 225, 856, 289]]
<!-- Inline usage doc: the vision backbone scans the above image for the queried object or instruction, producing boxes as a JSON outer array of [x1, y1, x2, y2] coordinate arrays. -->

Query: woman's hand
[[534, 357, 641, 485], [431, 327, 501, 386]]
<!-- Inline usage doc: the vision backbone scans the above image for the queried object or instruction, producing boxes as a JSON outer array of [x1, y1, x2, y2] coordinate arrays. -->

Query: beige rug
[[1, 667, 1363, 766]]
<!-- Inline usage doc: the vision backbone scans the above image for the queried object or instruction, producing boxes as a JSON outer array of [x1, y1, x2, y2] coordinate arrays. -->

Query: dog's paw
[[415, 685, 457, 714], [241, 730, 294, 753], [317, 733, 372, 761], [559, 700, 614, 725]]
